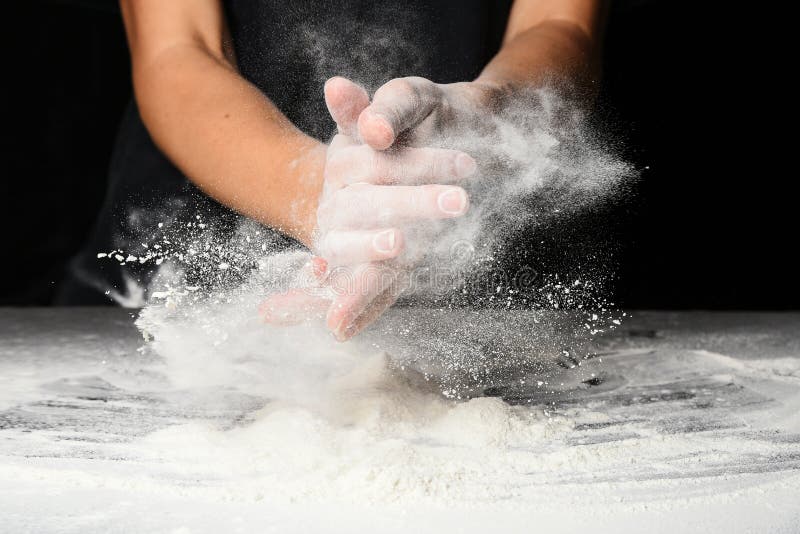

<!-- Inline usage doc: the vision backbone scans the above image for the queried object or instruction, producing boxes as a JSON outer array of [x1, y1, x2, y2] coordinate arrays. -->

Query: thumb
[[324, 77, 370, 137], [358, 77, 440, 150]]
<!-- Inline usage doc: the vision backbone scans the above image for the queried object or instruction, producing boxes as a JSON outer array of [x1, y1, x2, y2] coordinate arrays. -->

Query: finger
[[324, 77, 370, 137], [337, 277, 408, 341], [309, 256, 329, 280], [288, 256, 329, 286], [260, 288, 330, 325], [358, 77, 440, 150], [317, 228, 404, 266], [324, 263, 399, 341], [318, 184, 469, 229], [325, 145, 477, 189]]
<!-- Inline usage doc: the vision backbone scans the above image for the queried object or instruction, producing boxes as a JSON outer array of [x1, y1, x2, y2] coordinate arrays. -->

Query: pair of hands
[[262, 76, 499, 340]]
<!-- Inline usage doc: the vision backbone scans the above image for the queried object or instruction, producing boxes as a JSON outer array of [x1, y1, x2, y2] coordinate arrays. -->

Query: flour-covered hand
[[261, 77, 476, 340], [357, 76, 503, 151]]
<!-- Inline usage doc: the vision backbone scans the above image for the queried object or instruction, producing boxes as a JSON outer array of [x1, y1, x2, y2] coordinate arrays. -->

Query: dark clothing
[[225, 0, 511, 140], [57, 0, 512, 304]]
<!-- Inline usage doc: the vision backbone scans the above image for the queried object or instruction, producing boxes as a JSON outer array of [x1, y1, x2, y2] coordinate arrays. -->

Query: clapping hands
[[262, 76, 501, 340]]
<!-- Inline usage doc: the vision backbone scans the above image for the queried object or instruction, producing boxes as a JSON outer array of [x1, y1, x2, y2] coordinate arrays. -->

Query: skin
[[121, 0, 606, 340]]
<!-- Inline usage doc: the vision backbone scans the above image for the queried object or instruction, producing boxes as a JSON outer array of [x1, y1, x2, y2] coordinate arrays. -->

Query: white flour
[[2, 309, 800, 532], [137, 356, 567, 505], [129, 347, 800, 509]]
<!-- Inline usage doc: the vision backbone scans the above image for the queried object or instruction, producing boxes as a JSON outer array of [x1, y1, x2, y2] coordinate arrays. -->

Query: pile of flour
[[138, 355, 571, 505], [130, 276, 612, 505]]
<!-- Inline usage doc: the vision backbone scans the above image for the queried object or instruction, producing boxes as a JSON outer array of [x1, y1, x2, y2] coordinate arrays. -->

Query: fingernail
[[437, 188, 468, 215], [342, 323, 358, 340], [332, 317, 351, 342], [372, 229, 397, 253], [454, 153, 477, 178]]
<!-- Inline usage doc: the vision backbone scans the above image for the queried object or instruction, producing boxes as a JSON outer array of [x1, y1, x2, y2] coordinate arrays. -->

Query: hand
[[261, 77, 477, 340], [356, 76, 503, 151]]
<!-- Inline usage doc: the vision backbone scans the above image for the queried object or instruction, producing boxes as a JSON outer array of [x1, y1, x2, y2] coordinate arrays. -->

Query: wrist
[[286, 139, 326, 248], [445, 80, 513, 121]]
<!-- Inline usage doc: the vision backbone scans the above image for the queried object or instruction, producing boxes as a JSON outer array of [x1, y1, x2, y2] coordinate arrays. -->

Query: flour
[[130, 287, 594, 506], [137, 367, 567, 505], [128, 301, 800, 508], [96, 90, 633, 414], [2, 308, 800, 532]]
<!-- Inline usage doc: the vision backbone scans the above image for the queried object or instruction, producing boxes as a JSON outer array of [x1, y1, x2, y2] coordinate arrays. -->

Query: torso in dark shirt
[[225, 0, 511, 139]]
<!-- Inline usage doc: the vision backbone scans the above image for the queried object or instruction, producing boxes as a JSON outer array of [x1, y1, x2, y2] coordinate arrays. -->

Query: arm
[[480, 0, 606, 93], [120, 0, 324, 246], [266, 0, 609, 340], [358, 0, 606, 150]]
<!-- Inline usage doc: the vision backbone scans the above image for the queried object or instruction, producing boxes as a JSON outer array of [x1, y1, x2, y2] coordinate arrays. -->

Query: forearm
[[478, 0, 606, 99], [479, 21, 599, 94], [133, 44, 324, 246]]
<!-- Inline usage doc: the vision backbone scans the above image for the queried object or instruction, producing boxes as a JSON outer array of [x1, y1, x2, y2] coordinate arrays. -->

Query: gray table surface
[[1, 308, 799, 533]]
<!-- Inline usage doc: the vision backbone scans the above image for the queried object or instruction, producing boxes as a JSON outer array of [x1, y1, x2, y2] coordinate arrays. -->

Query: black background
[[2, 1, 795, 309]]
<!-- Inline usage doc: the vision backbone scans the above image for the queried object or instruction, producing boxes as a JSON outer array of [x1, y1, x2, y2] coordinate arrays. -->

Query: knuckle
[[392, 77, 416, 94], [376, 78, 418, 110], [316, 201, 333, 227], [378, 77, 412, 97], [325, 148, 358, 187]]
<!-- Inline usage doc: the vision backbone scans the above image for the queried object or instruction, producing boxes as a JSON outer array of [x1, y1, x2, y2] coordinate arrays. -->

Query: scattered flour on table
[[131, 292, 575, 505], [2, 312, 800, 525], [124, 299, 800, 506], [139, 368, 566, 505]]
